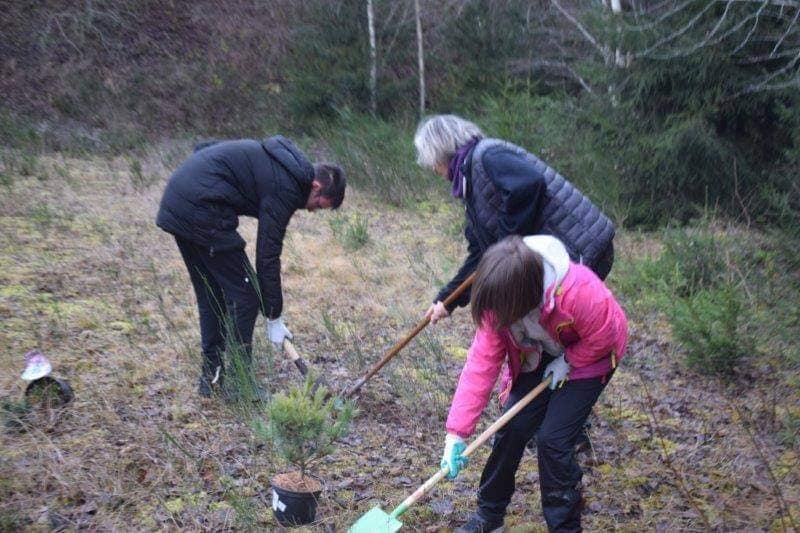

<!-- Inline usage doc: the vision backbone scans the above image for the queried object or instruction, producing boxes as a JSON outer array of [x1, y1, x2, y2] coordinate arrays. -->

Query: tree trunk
[[414, 0, 426, 117], [367, 0, 378, 115]]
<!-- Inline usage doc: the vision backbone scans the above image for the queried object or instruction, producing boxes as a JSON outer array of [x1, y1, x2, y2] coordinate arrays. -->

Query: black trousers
[[591, 241, 614, 282], [476, 359, 610, 532], [175, 237, 261, 378]]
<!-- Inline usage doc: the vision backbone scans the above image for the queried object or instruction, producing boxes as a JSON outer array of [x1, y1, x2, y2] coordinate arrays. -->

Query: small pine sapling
[[254, 379, 354, 488]]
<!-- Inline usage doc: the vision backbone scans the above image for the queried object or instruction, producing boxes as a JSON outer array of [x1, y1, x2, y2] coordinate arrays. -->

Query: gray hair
[[414, 114, 484, 169]]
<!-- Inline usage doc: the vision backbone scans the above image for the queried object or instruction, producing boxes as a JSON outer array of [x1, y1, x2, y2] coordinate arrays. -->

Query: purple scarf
[[448, 137, 480, 198]]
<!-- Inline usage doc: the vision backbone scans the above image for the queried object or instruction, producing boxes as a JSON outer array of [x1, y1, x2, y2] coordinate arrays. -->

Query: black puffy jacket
[[156, 136, 314, 318], [436, 138, 615, 310]]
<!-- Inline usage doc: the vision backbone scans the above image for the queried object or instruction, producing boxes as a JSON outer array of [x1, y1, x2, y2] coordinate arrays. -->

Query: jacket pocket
[[555, 321, 580, 346]]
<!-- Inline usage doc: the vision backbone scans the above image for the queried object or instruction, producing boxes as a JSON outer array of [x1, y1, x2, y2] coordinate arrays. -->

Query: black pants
[[175, 237, 261, 379], [477, 360, 610, 532], [591, 241, 614, 282]]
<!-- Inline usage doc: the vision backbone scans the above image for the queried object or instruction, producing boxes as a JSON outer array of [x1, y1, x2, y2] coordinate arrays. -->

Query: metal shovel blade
[[348, 507, 403, 533]]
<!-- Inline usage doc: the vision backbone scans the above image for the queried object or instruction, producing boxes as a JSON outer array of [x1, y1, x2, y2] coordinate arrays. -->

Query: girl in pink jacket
[[441, 235, 627, 533]]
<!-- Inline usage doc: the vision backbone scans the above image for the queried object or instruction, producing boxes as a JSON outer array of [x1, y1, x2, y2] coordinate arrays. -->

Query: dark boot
[[541, 486, 583, 532], [455, 513, 504, 533], [198, 364, 224, 397]]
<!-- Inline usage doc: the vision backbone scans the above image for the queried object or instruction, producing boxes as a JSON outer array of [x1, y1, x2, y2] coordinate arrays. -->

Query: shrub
[[315, 111, 438, 204], [129, 159, 146, 190], [329, 212, 370, 250], [669, 283, 753, 376], [613, 225, 726, 311], [28, 205, 58, 230], [478, 91, 624, 223], [253, 380, 354, 478], [659, 227, 726, 297], [283, 2, 368, 120]]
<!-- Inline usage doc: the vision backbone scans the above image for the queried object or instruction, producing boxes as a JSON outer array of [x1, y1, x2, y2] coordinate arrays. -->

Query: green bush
[[588, 2, 800, 227], [659, 227, 726, 297], [779, 407, 800, 447], [315, 111, 438, 204], [478, 91, 624, 222], [613, 225, 726, 310], [431, 0, 534, 110], [669, 283, 753, 376], [284, 2, 368, 120], [253, 380, 354, 478]]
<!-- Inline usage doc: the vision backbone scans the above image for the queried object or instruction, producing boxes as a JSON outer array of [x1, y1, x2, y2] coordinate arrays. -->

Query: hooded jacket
[[156, 136, 314, 319], [445, 236, 628, 439]]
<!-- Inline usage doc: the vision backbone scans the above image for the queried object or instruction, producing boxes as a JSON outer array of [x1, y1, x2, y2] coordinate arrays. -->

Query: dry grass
[[1, 146, 798, 531]]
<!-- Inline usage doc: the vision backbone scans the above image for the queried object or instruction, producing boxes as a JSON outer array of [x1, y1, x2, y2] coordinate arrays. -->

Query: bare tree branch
[[636, 1, 717, 58], [551, 0, 611, 62], [772, 3, 800, 55], [508, 59, 595, 93], [731, 0, 770, 55], [367, 0, 377, 114], [415, 0, 426, 116]]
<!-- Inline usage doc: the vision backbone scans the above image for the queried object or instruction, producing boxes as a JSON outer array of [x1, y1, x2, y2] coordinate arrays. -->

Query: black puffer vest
[[465, 138, 614, 267]]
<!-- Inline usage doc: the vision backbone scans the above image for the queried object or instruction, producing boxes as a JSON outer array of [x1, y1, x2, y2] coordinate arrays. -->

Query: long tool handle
[[461, 376, 551, 457], [389, 376, 552, 520], [284, 339, 332, 396], [346, 272, 476, 397], [283, 339, 308, 376]]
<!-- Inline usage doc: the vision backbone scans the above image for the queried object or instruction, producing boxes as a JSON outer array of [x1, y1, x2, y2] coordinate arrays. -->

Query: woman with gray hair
[[414, 114, 615, 325], [415, 115, 615, 532]]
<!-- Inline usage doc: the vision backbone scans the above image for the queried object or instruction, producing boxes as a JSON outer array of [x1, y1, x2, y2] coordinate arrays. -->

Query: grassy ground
[[1, 146, 798, 531]]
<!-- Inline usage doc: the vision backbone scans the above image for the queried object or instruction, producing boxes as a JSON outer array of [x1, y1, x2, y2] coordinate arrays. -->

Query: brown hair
[[313, 162, 346, 208], [470, 236, 544, 331]]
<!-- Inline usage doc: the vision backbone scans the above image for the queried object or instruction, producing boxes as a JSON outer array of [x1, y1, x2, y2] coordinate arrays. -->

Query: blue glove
[[441, 434, 468, 479], [544, 353, 570, 390]]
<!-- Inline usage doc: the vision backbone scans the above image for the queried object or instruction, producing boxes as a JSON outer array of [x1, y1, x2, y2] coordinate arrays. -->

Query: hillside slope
[[0, 146, 798, 531]]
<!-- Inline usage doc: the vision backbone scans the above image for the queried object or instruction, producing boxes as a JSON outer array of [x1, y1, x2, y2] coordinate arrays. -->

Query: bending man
[[156, 136, 345, 397]]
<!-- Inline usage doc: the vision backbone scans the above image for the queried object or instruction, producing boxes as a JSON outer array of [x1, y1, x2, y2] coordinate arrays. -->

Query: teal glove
[[441, 434, 468, 479]]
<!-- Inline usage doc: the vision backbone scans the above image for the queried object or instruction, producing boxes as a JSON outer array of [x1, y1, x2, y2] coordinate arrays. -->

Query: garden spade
[[283, 339, 331, 394], [283, 339, 311, 377], [348, 375, 552, 532], [345, 273, 476, 398]]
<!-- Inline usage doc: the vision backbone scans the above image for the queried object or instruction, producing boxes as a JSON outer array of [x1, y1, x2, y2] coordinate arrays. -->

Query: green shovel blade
[[348, 507, 403, 533]]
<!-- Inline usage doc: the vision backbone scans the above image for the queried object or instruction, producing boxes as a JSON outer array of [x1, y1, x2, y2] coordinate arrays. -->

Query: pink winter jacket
[[445, 263, 628, 439]]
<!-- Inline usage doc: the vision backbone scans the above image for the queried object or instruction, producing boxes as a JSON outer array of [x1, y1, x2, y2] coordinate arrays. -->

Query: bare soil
[[273, 471, 322, 494]]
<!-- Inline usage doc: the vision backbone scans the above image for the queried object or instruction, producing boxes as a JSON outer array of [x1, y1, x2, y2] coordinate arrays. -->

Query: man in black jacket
[[156, 136, 345, 397]]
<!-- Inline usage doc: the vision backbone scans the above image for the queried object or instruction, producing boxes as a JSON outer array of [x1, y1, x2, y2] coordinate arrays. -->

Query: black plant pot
[[270, 476, 322, 527], [25, 377, 74, 407]]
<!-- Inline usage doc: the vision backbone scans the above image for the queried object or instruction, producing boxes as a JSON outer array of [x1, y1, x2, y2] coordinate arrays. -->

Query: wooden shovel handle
[[346, 272, 476, 398], [462, 377, 551, 457], [283, 339, 308, 376], [391, 376, 552, 518]]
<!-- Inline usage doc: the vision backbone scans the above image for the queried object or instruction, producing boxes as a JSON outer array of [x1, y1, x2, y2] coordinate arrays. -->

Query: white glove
[[267, 316, 293, 346], [544, 353, 570, 390]]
